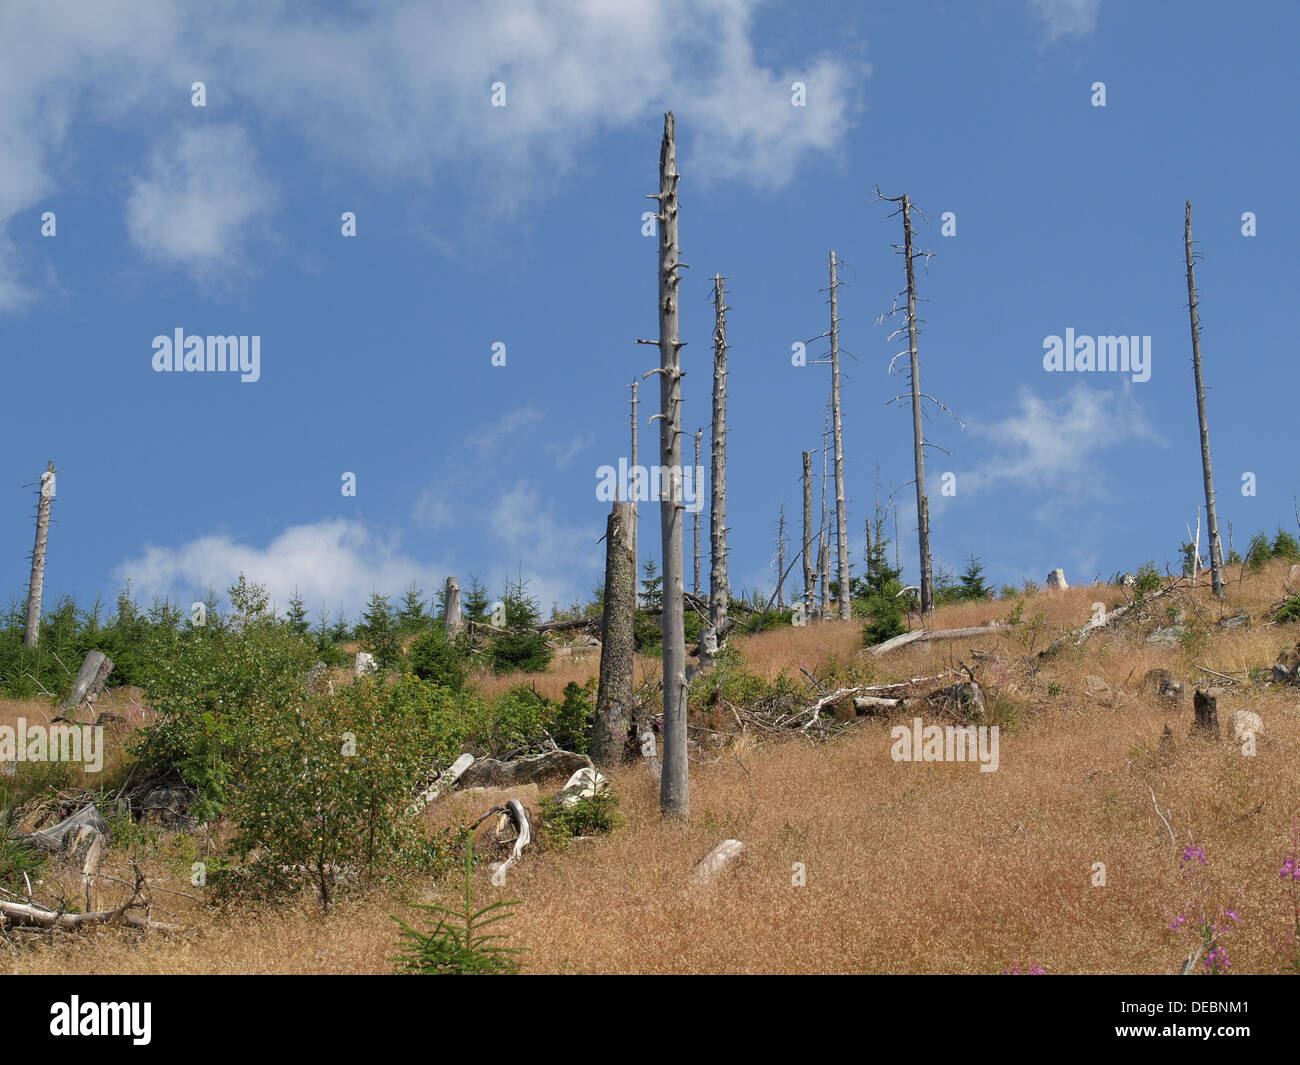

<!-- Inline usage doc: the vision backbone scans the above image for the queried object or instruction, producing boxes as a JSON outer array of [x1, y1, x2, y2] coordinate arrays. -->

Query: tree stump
[[1193, 688, 1220, 739], [60, 651, 113, 716]]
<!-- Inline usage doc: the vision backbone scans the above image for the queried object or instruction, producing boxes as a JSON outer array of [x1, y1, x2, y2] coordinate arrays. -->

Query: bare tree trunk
[[708, 274, 729, 647], [1185, 201, 1225, 598], [592, 503, 635, 768], [818, 406, 830, 618], [692, 427, 702, 598], [444, 576, 464, 636], [653, 112, 688, 820], [802, 451, 814, 620], [630, 379, 640, 604], [24, 462, 54, 648], [776, 503, 787, 608], [829, 252, 851, 619]]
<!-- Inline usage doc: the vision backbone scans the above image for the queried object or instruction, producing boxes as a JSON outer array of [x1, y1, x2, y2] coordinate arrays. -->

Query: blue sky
[[2, 0, 1297, 623]]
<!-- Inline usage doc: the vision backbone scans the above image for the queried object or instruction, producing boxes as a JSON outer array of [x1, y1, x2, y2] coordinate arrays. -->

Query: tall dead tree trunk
[[443, 576, 464, 637], [818, 406, 830, 618], [879, 189, 934, 616], [1185, 201, 1225, 598], [707, 273, 730, 653], [829, 252, 851, 619], [776, 503, 787, 608], [802, 451, 814, 620], [652, 112, 688, 820], [592, 503, 635, 768], [24, 461, 55, 648], [630, 379, 640, 604], [692, 427, 702, 598]]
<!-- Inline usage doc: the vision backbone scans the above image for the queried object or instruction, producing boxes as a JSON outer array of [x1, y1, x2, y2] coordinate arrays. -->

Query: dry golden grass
[[4, 562, 1299, 974]]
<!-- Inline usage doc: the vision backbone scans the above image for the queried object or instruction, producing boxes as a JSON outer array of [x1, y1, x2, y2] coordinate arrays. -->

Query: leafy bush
[[391, 834, 525, 974], [0, 806, 47, 895], [540, 790, 622, 848], [1133, 560, 1162, 598], [1275, 596, 1300, 624]]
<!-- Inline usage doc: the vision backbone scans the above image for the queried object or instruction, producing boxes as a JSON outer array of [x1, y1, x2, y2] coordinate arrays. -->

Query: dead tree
[[776, 503, 787, 608], [24, 461, 55, 648], [1185, 201, 1225, 597], [630, 378, 640, 602], [802, 451, 814, 620], [818, 405, 830, 618], [592, 503, 635, 768], [444, 576, 464, 636], [877, 188, 945, 617], [829, 252, 851, 619], [648, 112, 688, 819], [692, 426, 702, 597], [703, 273, 730, 665]]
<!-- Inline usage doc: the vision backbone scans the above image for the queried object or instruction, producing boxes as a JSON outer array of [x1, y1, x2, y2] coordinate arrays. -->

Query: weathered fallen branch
[[0, 898, 180, 933], [867, 623, 1005, 658], [1037, 579, 1187, 660]]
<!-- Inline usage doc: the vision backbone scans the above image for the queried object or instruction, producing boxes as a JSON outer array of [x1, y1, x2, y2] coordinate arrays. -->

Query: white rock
[[1231, 709, 1263, 743], [555, 767, 609, 808], [354, 651, 378, 675], [1046, 568, 1069, 590], [691, 839, 746, 885]]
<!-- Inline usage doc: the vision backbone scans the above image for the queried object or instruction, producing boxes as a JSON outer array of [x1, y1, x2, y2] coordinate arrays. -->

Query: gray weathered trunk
[[1185, 201, 1225, 598], [444, 576, 464, 636], [630, 378, 640, 604], [898, 195, 934, 615], [592, 502, 635, 768], [61, 651, 113, 716], [23, 462, 54, 648], [708, 273, 729, 646], [829, 252, 851, 619], [776, 503, 787, 608], [802, 451, 814, 619], [692, 427, 702, 598], [818, 407, 830, 618], [654, 113, 688, 820]]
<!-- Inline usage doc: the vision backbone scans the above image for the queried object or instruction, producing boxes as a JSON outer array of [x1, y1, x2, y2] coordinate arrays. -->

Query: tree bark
[[1185, 201, 1225, 598], [819, 407, 829, 618], [24, 462, 54, 648], [60, 651, 113, 715], [830, 252, 851, 619], [444, 576, 464, 636], [592, 503, 635, 768], [654, 113, 688, 820]]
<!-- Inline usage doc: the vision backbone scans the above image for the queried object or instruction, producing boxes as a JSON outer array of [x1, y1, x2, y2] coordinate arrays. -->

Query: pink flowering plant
[[1168, 843, 1240, 974], [1279, 820, 1300, 973]]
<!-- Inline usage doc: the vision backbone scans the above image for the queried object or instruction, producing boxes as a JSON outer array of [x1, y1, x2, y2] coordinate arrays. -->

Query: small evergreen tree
[[855, 524, 908, 646], [640, 558, 663, 610], [463, 574, 491, 624], [359, 591, 401, 668], [285, 588, 311, 636], [489, 574, 552, 674], [398, 580, 428, 631], [957, 552, 991, 601]]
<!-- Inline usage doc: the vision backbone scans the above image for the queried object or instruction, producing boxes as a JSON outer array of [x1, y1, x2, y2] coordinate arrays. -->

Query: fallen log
[[1037, 578, 1186, 660], [867, 623, 1006, 658], [0, 898, 180, 933], [408, 752, 474, 815]]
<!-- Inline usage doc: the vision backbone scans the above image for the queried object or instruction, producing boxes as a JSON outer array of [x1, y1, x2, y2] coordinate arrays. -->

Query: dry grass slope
[[3, 562, 1299, 973]]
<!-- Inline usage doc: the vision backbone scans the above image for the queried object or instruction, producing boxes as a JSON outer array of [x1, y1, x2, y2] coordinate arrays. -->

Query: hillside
[[3, 561, 1297, 975]]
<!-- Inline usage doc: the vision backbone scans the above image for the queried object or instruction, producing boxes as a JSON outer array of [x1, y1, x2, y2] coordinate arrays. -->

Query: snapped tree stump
[[1193, 688, 1221, 739], [60, 651, 113, 716]]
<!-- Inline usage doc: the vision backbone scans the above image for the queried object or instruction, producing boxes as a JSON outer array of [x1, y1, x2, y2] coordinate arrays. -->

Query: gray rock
[[140, 787, 197, 825], [1146, 625, 1186, 647], [1217, 613, 1250, 631], [459, 750, 592, 789], [1231, 709, 1263, 743]]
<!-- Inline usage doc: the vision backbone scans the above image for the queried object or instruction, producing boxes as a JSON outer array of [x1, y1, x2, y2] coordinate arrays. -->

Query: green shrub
[[1275, 596, 1300, 624], [540, 790, 622, 848], [1133, 560, 1162, 597], [408, 627, 469, 692]]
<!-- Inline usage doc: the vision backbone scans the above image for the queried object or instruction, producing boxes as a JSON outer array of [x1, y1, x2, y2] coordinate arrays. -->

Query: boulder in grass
[[1231, 709, 1263, 744], [459, 750, 592, 789]]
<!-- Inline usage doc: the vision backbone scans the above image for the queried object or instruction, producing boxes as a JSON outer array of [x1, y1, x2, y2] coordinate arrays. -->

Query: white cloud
[[1023, 0, 1100, 39], [0, 0, 869, 303], [958, 384, 1161, 510], [113, 518, 448, 620], [125, 124, 274, 286]]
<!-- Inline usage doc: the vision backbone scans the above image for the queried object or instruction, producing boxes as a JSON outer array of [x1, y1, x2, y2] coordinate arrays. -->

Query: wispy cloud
[[125, 124, 274, 288], [1023, 0, 1101, 40]]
